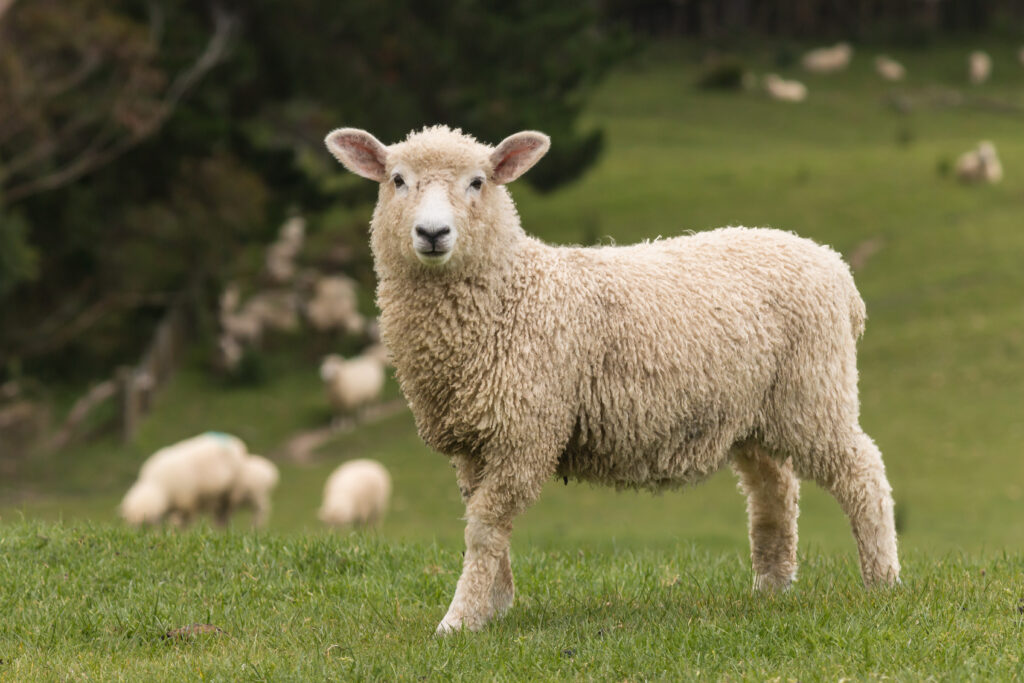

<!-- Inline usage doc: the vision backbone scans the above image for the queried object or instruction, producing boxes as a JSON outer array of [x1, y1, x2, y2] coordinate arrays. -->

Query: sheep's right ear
[[325, 128, 388, 182], [490, 131, 550, 184]]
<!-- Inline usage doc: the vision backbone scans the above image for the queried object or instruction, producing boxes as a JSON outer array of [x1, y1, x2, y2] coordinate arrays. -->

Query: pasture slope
[[3, 43, 1024, 678], [0, 521, 1022, 679]]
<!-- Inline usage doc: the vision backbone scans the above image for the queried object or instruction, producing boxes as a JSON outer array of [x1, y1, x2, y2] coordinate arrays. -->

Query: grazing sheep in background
[[362, 342, 391, 367], [305, 275, 365, 334], [956, 140, 1003, 184], [265, 216, 306, 283], [320, 353, 385, 417], [325, 125, 901, 635], [245, 290, 300, 333], [801, 42, 852, 73], [219, 284, 263, 345], [875, 56, 905, 82], [318, 458, 392, 527], [227, 454, 280, 528], [969, 51, 991, 84], [762, 73, 807, 102], [120, 432, 247, 527]]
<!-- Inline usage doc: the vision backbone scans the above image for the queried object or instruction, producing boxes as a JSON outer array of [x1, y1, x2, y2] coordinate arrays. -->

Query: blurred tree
[[0, 0, 627, 383]]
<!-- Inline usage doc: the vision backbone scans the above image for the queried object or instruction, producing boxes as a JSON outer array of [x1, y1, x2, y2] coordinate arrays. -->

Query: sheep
[[969, 50, 991, 85], [305, 275, 365, 334], [120, 432, 277, 527], [318, 458, 392, 527], [228, 454, 280, 528], [875, 55, 905, 82], [219, 284, 263, 345], [120, 432, 246, 527], [361, 342, 391, 367], [762, 73, 807, 102], [265, 216, 306, 283], [955, 140, 1003, 184], [319, 353, 385, 417], [325, 125, 901, 635], [801, 42, 852, 74]]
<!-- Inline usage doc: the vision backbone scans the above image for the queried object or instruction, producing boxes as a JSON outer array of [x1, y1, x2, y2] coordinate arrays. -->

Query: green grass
[[1, 522, 1022, 680], [4, 42, 1024, 677]]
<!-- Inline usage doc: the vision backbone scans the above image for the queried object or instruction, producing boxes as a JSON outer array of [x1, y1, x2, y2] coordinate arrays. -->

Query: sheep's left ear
[[489, 131, 550, 184], [325, 128, 388, 182]]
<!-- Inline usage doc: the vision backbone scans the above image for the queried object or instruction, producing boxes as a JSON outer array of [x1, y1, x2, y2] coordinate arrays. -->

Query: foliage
[[0, 0, 627, 382], [0, 208, 37, 299], [695, 55, 748, 90]]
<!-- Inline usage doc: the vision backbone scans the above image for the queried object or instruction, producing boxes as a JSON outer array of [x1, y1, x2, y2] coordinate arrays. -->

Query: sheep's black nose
[[415, 225, 451, 243]]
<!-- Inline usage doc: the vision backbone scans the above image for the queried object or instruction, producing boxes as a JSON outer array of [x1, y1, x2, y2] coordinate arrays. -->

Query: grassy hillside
[[1, 522, 1022, 680], [4, 42, 1024, 563]]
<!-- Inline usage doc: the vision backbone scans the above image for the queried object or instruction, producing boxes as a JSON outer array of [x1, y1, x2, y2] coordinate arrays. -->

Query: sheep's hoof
[[435, 616, 463, 637], [753, 572, 795, 592]]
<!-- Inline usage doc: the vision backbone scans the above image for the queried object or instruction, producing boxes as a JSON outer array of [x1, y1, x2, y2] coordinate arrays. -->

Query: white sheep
[[305, 275, 365, 333], [801, 42, 852, 73], [955, 140, 1003, 184], [120, 432, 278, 527], [318, 458, 392, 527], [319, 353, 385, 417], [326, 125, 900, 635], [762, 73, 807, 102], [969, 50, 991, 85], [265, 216, 306, 283], [227, 454, 280, 528], [875, 55, 905, 82]]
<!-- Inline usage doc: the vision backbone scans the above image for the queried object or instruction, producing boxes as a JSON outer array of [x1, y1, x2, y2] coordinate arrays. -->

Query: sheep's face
[[325, 126, 549, 276]]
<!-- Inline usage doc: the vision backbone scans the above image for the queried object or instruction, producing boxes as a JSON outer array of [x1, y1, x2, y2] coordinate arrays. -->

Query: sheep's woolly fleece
[[371, 128, 869, 491]]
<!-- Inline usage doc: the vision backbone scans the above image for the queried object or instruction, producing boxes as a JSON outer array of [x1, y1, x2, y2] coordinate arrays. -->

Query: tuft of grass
[[0, 521, 1021, 679]]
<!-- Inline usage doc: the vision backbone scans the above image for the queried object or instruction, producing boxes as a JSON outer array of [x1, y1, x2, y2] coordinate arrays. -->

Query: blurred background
[[1, 0, 1023, 556]]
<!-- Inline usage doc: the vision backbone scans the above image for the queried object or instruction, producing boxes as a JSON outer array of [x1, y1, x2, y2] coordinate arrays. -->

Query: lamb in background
[[265, 216, 305, 284], [875, 56, 905, 82], [969, 50, 991, 85], [762, 73, 807, 102], [229, 454, 280, 528], [305, 275, 365, 334], [320, 353, 385, 417], [318, 459, 392, 527], [956, 140, 1003, 184], [120, 432, 278, 528], [801, 42, 853, 73], [326, 125, 900, 635]]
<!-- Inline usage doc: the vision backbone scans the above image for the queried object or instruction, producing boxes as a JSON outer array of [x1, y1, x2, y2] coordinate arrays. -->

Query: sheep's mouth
[[414, 247, 453, 265]]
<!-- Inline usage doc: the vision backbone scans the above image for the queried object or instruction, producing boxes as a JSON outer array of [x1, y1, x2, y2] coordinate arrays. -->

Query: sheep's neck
[[376, 251, 526, 456]]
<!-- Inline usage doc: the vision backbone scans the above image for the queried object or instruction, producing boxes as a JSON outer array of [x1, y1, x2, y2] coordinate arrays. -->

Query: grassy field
[[3, 42, 1024, 677], [1, 522, 1022, 680]]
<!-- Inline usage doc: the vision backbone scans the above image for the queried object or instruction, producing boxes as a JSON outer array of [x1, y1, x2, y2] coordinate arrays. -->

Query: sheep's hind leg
[[816, 430, 900, 586], [731, 442, 800, 591]]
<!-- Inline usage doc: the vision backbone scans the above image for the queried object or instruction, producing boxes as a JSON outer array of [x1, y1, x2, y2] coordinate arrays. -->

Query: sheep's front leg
[[437, 456, 551, 635], [452, 455, 514, 616]]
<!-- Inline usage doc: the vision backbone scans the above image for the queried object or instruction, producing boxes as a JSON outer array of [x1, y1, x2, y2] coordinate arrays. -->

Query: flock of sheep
[[124, 223, 395, 530], [758, 42, 1007, 186], [761, 42, 1008, 101], [115, 43, 1006, 632], [120, 431, 392, 529]]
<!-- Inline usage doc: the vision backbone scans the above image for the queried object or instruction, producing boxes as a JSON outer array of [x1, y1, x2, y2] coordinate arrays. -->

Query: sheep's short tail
[[850, 290, 867, 340]]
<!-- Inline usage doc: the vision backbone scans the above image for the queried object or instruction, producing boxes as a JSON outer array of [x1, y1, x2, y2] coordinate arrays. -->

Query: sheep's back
[[552, 227, 862, 487]]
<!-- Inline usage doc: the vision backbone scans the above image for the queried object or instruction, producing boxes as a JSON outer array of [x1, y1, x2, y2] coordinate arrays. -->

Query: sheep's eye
[[469, 177, 483, 191], [393, 174, 405, 189]]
